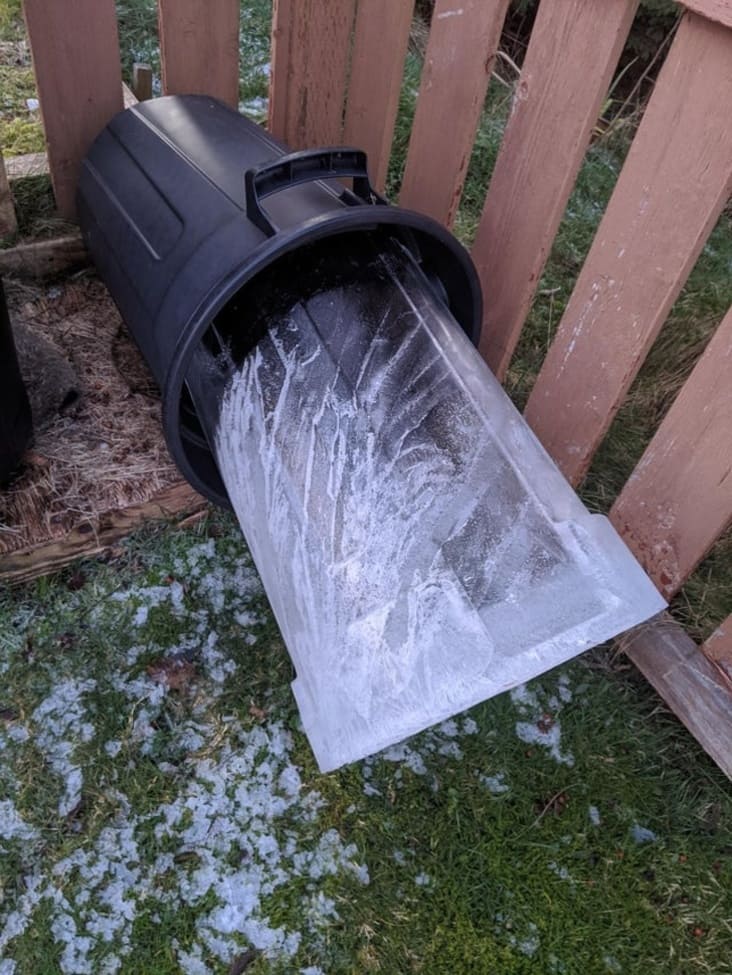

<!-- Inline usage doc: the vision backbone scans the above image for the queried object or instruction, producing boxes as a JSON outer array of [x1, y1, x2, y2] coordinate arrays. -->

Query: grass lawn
[[1, 1, 731, 973]]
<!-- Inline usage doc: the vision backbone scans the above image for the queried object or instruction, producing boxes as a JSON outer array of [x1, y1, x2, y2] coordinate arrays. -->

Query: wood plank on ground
[[619, 613, 732, 779], [159, 0, 240, 108], [472, 0, 638, 379], [269, 0, 358, 148], [23, 0, 123, 220], [0, 151, 17, 238], [399, 0, 510, 227], [0, 235, 88, 279], [610, 306, 732, 598], [524, 12, 732, 485], [343, 0, 414, 192], [0, 482, 206, 585]]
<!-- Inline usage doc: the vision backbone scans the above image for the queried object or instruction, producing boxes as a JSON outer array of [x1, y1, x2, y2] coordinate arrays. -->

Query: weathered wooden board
[[343, 0, 414, 192], [0, 482, 206, 585], [269, 0, 358, 148], [680, 0, 732, 28], [472, 0, 638, 379], [0, 235, 88, 279], [0, 152, 17, 238], [158, 0, 240, 108], [23, 0, 123, 220], [524, 12, 732, 485], [399, 0, 510, 227], [611, 306, 732, 598], [620, 614, 732, 779]]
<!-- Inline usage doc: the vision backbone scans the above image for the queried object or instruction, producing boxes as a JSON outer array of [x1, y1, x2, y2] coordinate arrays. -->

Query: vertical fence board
[[159, 0, 240, 108], [524, 13, 732, 485], [343, 0, 414, 192], [269, 0, 358, 148], [703, 615, 732, 683], [610, 306, 732, 598], [23, 0, 123, 220], [473, 0, 638, 379], [0, 152, 17, 238], [399, 0, 510, 227]]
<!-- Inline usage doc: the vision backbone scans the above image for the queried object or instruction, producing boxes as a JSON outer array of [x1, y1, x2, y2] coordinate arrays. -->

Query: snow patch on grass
[[631, 823, 657, 845], [479, 772, 509, 795], [510, 676, 575, 766]]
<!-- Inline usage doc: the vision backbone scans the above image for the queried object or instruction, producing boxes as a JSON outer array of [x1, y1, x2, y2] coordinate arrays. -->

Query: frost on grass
[[479, 772, 509, 795], [0, 537, 368, 973], [30, 678, 96, 816], [510, 677, 575, 766]]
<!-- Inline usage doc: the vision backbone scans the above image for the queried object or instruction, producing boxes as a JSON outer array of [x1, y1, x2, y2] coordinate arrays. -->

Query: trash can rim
[[161, 204, 482, 503]]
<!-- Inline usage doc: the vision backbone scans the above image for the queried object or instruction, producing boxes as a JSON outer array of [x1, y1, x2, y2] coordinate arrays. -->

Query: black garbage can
[[77, 95, 481, 504], [0, 278, 33, 483]]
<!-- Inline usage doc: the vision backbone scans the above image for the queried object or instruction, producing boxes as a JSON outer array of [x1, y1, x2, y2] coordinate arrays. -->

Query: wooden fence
[[1, 0, 730, 774]]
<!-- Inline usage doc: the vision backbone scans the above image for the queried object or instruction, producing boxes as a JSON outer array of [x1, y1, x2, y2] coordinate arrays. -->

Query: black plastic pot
[[77, 95, 482, 504], [0, 277, 33, 483]]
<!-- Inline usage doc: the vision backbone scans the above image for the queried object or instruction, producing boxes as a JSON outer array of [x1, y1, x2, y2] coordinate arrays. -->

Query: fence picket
[[680, 0, 732, 28], [524, 12, 732, 485], [703, 615, 732, 681], [343, 0, 414, 191], [23, 0, 123, 219], [159, 0, 240, 108], [472, 0, 638, 379], [399, 0, 510, 227], [269, 0, 358, 148], [611, 306, 732, 598]]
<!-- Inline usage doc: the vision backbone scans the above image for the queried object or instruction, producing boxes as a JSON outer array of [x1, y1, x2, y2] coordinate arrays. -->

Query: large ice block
[[207, 235, 665, 771]]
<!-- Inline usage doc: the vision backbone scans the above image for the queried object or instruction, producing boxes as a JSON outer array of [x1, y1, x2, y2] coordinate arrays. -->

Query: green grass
[[1, 517, 730, 974]]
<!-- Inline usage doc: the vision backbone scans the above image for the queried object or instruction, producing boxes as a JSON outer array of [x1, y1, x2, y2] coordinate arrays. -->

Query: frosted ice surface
[[212, 238, 665, 771]]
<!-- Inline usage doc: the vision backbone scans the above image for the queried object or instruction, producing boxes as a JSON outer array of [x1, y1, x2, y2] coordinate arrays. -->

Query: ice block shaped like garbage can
[[78, 95, 666, 771]]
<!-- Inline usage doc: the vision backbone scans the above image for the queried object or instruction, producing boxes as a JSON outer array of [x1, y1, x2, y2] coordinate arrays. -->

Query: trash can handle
[[245, 148, 385, 237]]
